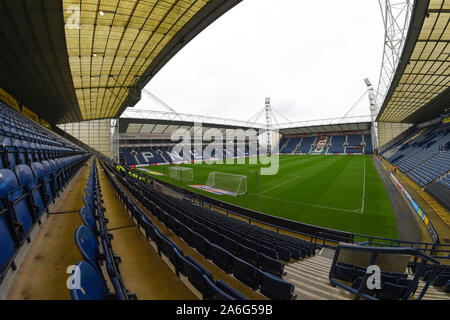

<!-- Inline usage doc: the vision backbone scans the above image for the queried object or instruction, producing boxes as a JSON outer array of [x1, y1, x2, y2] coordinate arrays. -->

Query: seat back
[[74, 225, 100, 271], [260, 271, 295, 300], [79, 206, 97, 232], [69, 261, 108, 300], [4, 168, 33, 233], [202, 274, 235, 300]]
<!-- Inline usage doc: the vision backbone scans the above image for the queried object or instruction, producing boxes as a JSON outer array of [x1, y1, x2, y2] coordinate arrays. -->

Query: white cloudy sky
[[132, 0, 384, 124]]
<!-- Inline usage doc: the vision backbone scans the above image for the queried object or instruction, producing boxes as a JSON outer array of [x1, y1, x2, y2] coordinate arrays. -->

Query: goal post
[[205, 172, 247, 196], [169, 166, 193, 183]]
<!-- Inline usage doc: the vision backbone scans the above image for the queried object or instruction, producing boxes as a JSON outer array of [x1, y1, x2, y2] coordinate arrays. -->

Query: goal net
[[169, 166, 193, 182], [205, 172, 247, 196]]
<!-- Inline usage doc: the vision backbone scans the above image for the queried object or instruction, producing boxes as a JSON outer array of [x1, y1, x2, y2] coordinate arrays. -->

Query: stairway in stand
[[284, 248, 450, 300], [284, 250, 352, 300]]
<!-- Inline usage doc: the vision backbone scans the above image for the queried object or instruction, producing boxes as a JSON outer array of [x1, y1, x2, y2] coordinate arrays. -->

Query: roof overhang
[[377, 0, 450, 123], [277, 116, 372, 135], [0, 0, 242, 124]]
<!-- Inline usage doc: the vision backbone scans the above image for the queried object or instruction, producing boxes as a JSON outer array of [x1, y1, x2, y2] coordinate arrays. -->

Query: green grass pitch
[[138, 155, 398, 240]]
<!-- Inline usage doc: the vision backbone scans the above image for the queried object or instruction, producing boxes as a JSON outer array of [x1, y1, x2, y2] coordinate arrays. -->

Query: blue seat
[[2, 168, 34, 235], [79, 206, 97, 233], [202, 274, 235, 300], [210, 243, 234, 274], [240, 245, 259, 266], [260, 271, 295, 300], [0, 195, 18, 279], [275, 245, 291, 262], [192, 232, 212, 259], [74, 225, 102, 273], [216, 280, 249, 300], [15, 164, 45, 217], [233, 257, 261, 290], [161, 237, 185, 276], [333, 265, 355, 282], [376, 282, 408, 300], [30, 162, 50, 208], [183, 256, 210, 298], [41, 161, 55, 202], [69, 261, 109, 300], [260, 253, 284, 278]]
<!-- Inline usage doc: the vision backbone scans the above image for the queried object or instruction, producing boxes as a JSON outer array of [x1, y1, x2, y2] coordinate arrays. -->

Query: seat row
[[102, 158, 297, 300], [70, 159, 136, 300], [0, 154, 89, 286], [332, 262, 419, 300], [132, 177, 317, 261], [100, 158, 250, 300]]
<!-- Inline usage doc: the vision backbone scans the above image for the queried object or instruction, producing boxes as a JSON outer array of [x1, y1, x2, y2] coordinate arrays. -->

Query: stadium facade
[[0, 0, 448, 301]]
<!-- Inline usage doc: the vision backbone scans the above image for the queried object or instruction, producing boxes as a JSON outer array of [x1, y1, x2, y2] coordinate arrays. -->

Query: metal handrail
[[329, 245, 441, 300]]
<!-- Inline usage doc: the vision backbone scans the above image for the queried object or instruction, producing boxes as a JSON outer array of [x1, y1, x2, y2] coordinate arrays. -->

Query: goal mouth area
[[205, 171, 247, 196]]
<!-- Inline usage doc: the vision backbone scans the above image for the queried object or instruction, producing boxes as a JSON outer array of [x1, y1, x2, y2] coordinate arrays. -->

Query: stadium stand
[[277, 132, 372, 155], [70, 159, 137, 300], [0, 102, 90, 290], [99, 156, 317, 300], [381, 122, 449, 210]]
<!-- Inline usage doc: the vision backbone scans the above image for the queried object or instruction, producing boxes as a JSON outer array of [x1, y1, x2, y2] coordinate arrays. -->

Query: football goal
[[205, 172, 247, 196], [169, 166, 193, 183]]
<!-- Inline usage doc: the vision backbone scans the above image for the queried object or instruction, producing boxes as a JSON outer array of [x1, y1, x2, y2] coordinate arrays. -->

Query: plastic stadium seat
[[275, 245, 291, 262], [178, 222, 194, 246], [0, 204, 17, 277], [183, 256, 210, 298], [223, 236, 240, 256], [202, 274, 235, 300], [216, 280, 249, 300], [376, 282, 408, 300], [41, 161, 55, 202], [15, 164, 45, 216], [186, 255, 214, 281], [30, 162, 50, 209], [1, 168, 34, 235], [210, 244, 234, 274], [192, 232, 212, 259], [79, 206, 97, 233], [259, 245, 278, 260], [260, 253, 284, 278], [161, 237, 185, 276], [352, 276, 377, 296], [239, 244, 259, 267], [74, 225, 102, 273], [333, 265, 355, 282], [69, 261, 109, 300], [260, 271, 295, 300], [233, 257, 262, 290]]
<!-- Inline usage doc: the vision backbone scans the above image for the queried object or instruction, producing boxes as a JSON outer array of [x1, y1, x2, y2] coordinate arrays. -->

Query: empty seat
[[260, 271, 295, 300], [202, 274, 235, 300], [74, 225, 103, 274], [15, 164, 45, 216], [69, 261, 109, 300], [233, 257, 261, 290], [216, 280, 249, 300], [275, 245, 291, 262], [192, 232, 212, 259], [79, 206, 98, 234], [333, 265, 354, 282], [376, 282, 408, 300], [240, 245, 259, 267], [260, 253, 284, 278], [210, 244, 234, 274], [2, 168, 35, 235]]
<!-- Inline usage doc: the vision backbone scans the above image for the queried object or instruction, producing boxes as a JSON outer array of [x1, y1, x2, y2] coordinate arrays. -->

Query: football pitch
[[138, 155, 398, 239]]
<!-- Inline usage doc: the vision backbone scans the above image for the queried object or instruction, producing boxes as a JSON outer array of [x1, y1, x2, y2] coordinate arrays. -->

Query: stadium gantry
[[0, 0, 449, 303]]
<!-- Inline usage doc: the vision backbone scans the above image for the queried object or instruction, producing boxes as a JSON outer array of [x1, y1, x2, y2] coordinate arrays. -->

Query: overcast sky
[[132, 0, 385, 124]]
